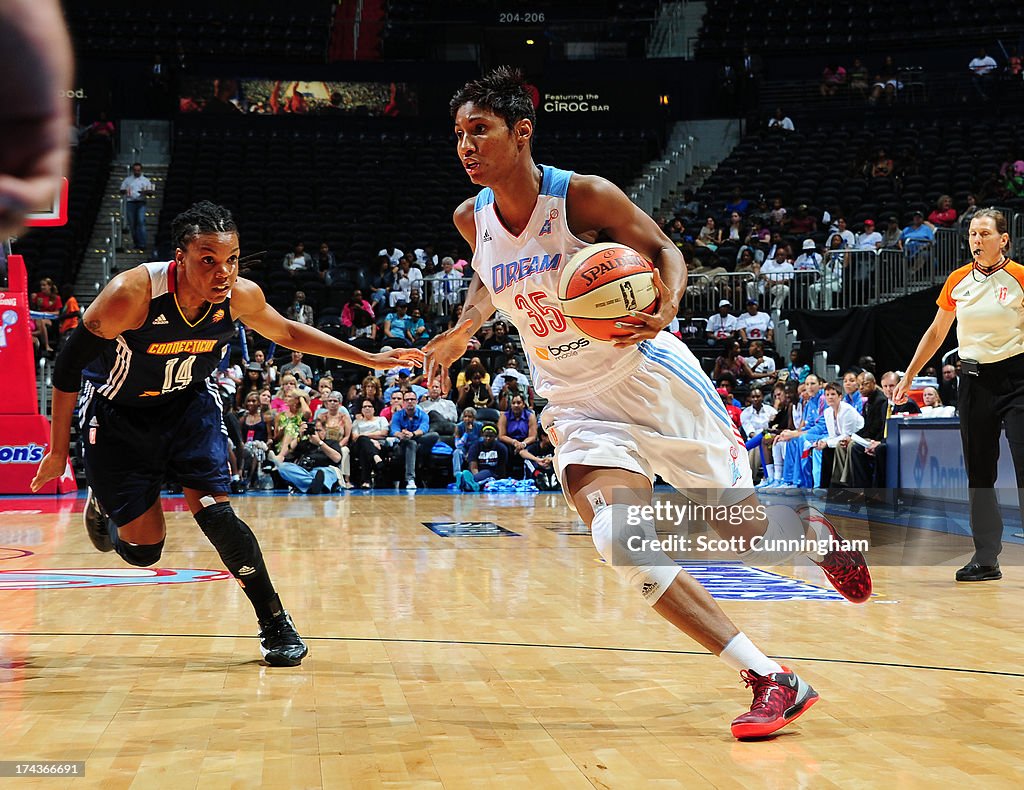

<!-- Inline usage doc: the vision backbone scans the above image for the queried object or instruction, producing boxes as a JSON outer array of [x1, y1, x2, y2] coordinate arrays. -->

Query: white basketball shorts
[[540, 332, 753, 508]]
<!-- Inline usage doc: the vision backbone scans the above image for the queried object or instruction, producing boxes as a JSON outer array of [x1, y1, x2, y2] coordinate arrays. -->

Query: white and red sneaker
[[731, 666, 820, 739], [797, 504, 872, 603]]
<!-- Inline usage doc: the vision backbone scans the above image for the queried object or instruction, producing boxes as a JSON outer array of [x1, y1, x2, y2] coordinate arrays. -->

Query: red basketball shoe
[[731, 666, 819, 739], [797, 504, 872, 604]]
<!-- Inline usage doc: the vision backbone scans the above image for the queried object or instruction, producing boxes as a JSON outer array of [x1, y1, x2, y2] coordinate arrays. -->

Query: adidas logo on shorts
[[152, 314, 169, 325], [641, 581, 660, 599]]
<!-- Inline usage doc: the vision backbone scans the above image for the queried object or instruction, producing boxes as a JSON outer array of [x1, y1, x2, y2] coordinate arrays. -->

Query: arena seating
[[697, 0, 1024, 56], [65, 0, 334, 63], [156, 117, 662, 314], [11, 137, 113, 290]]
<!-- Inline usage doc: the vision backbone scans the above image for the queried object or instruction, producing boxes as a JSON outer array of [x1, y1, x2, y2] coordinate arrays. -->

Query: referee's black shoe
[[955, 563, 1002, 582], [259, 612, 308, 667], [83, 488, 113, 553]]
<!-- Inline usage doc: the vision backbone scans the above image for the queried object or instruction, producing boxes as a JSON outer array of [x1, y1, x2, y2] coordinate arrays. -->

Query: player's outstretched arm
[[231, 278, 421, 370], [567, 175, 686, 346], [31, 269, 152, 491], [893, 305, 955, 404], [424, 198, 496, 388]]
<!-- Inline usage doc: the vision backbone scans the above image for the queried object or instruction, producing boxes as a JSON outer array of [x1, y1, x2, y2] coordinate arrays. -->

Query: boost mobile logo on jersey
[[535, 338, 590, 360], [0, 444, 45, 464]]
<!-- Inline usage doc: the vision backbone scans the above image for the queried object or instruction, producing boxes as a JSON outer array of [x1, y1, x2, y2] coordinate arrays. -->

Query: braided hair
[[171, 200, 238, 250]]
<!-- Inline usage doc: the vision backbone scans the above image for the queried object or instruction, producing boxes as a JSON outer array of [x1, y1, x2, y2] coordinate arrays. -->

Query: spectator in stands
[[457, 367, 496, 412], [370, 255, 395, 311], [383, 296, 416, 346], [380, 390, 403, 423], [493, 360, 531, 409], [868, 147, 895, 179], [458, 425, 509, 492], [352, 399, 390, 488], [724, 211, 745, 244], [119, 163, 154, 253], [737, 300, 774, 344], [389, 254, 423, 307], [319, 391, 353, 488], [408, 306, 430, 347], [684, 254, 728, 306], [851, 370, 920, 490], [696, 216, 721, 249], [428, 256, 463, 315], [808, 237, 845, 310], [722, 250, 758, 307], [498, 392, 537, 459], [745, 340, 777, 390], [57, 284, 80, 341], [282, 241, 312, 275], [285, 290, 315, 326], [452, 406, 481, 479], [959, 194, 980, 228], [391, 389, 438, 490], [483, 319, 512, 352], [794, 238, 822, 275], [869, 56, 899, 105], [237, 362, 267, 409], [939, 363, 960, 408], [927, 195, 958, 229], [899, 210, 936, 272], [820, 63, 847, 97], [341, 289, 375, 342], [346, 375, 382, 416], [848, 58, 870, 99], [881, 215, 902, 249], [724, 188, 750, 217], [758, 246, 795, 310], [852, 372, 887, 471], [252, 348, 277, 387], [706, 299, 739, 346], [714, 341, 754, 389], [741, 387, 777, 481], [769, 199, 787, 231], [826, 217, 856, 249], [310, 377, 334, 416], [522, 430, 558, 489], [718, 387, 743, 432], [814, 382, 864, 488], [30, 276, 61, 356], [279, 350, 314, 389], [238, 391, 275, 489], [969, 47, 998, 99], [317, 242, 345, 286], [919, 386, 956, 417], [668, 307, 698, 344], [856, 219, 882, 250], [767, 107, 794, 132], [384, 368, 426, 401], [777, 374, 828, 488], [414, 242, 438, 270], [453, 357, 488, 390], [788, 205, 817, 236], [275, 389, 312, 458], [841, 371, 863, 414], [269, 418, 347, 495], [420, 379, 458, 423]]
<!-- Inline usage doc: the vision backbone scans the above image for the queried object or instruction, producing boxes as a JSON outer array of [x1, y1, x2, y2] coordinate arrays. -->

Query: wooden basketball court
[[1, 490, 1023, 788]]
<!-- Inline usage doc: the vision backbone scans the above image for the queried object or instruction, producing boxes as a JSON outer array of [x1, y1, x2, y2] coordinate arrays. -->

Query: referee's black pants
[[959, 352, 1024, 565]]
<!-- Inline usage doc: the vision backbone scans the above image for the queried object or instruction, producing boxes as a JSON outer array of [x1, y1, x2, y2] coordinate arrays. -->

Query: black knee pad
[[115, 538, 165, 567], [194, 501, 263, 580]]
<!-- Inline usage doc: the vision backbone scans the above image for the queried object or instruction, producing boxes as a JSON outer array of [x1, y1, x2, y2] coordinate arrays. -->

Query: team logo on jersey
[[538, 209, 558, 237], [482, 229, 493, 243], [152, 313, 169, 325], [211, 308, 225, 323], [535, 337, 590, 361]]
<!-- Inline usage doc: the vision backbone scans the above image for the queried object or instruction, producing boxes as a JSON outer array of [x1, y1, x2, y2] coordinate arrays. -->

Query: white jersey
[[472, 165, 643, 402]]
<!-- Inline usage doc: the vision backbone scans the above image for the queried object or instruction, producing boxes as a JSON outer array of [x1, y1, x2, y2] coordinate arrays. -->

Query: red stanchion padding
[[0, 254, 76, 494]]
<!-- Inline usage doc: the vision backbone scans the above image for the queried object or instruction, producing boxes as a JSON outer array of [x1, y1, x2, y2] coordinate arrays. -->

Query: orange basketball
[[556, 243, 658, 342]]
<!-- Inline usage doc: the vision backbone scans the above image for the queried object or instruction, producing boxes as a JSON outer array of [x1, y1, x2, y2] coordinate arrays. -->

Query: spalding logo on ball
[[557, 243, 658, 342]]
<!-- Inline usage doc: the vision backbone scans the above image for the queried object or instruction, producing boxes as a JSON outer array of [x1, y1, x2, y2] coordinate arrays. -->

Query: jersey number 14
[[162, 355, 197, 393]]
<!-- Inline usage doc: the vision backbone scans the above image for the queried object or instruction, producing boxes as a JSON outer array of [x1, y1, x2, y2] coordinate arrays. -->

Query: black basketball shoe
[[259, 612, 308, 667], [83, 488, 113, 552]]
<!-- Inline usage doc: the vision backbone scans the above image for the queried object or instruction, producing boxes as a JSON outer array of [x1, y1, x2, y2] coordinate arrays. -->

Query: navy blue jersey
[[83, 261, 236, 406]]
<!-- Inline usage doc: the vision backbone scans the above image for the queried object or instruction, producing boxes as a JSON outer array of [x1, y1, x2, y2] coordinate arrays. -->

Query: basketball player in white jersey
[[424, 67, 872, 739]]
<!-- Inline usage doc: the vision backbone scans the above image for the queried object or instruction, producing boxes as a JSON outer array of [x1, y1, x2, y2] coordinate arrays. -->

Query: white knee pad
[[590, 504, 681, 605]]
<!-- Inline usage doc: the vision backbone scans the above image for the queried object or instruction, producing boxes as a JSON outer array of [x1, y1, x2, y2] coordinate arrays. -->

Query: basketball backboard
[[23, 177, 69, 227]]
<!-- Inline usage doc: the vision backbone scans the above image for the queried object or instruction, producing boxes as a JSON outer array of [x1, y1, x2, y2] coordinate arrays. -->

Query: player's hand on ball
[[612, 268, 675, 348]]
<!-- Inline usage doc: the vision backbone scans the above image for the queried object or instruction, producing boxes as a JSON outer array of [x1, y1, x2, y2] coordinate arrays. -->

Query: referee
[[896, 209, 1024, 581]]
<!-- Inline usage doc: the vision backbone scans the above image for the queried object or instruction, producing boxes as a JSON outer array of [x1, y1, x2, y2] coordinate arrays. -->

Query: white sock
[[719, 632, 784, 676], [765, 463, 775, 482]]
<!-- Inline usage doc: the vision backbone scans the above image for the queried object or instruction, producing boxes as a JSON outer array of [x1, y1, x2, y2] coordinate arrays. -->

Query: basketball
[[556, 242, 658, 341]]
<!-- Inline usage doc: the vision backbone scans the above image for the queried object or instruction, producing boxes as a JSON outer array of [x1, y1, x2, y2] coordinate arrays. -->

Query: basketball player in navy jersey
[[32, 201, 420, 666], [425, 68, 872, 738]]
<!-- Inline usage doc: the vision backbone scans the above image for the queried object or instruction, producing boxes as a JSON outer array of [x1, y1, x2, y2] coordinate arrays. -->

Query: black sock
[[238, 567, 283, 625]]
